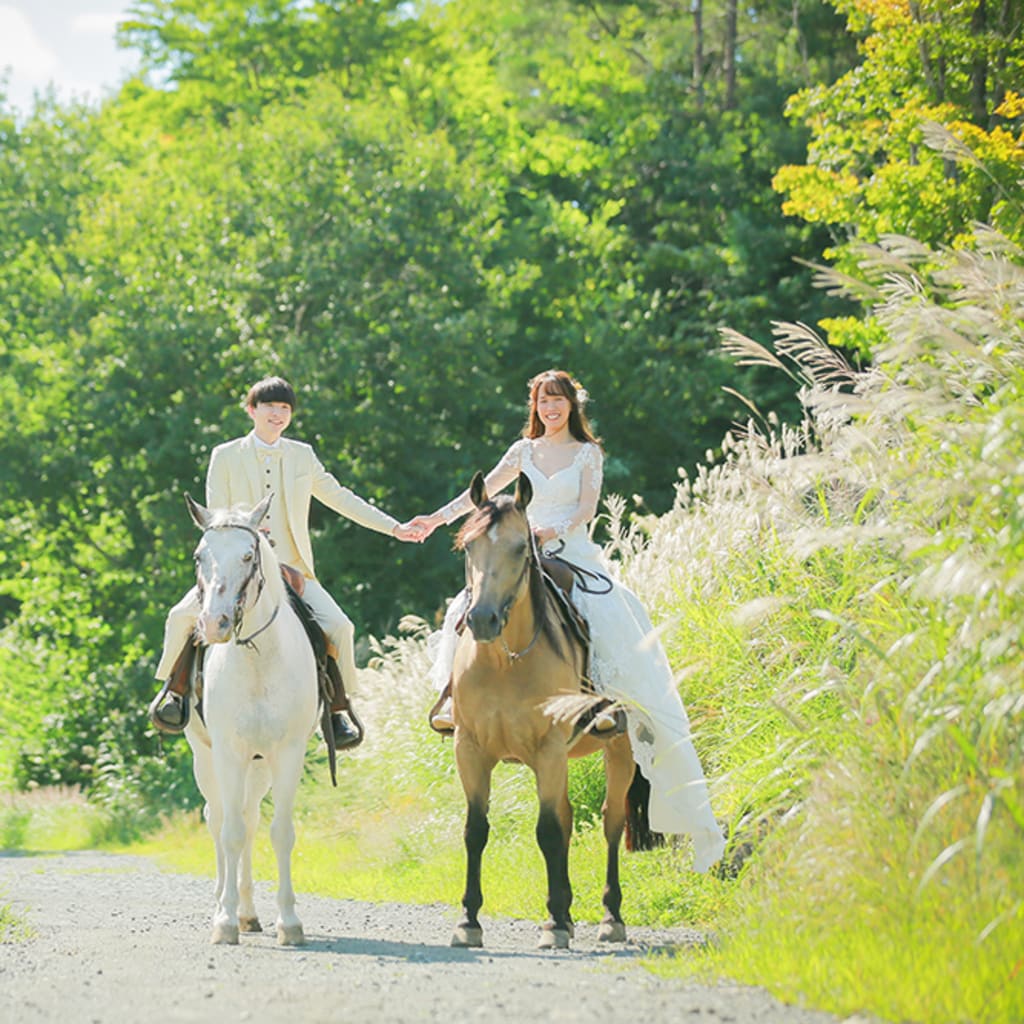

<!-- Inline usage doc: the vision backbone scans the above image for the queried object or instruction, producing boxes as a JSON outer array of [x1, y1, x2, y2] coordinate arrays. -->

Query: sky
[[0, 1, 141, 115]]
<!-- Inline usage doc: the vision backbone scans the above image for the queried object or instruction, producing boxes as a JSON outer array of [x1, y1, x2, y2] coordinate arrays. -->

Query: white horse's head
[[186, 493, 274, 646]]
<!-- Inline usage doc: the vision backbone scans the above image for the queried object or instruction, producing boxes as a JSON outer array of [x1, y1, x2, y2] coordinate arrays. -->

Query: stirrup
[[148, 681, 190, 735], [581, 702, 626, 739], [428, 688, 454, 735]]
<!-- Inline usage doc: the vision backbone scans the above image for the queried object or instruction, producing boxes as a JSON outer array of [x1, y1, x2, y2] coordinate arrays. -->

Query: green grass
[[0, 786, 114, 852]]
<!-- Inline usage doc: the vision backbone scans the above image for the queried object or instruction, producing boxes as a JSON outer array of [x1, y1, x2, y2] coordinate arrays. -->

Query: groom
[[149, 376, 423, 748]]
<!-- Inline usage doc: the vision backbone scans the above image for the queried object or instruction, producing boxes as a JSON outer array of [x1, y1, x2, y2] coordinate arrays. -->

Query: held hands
[[393, 520, 428, 543], [409, 513, 444, 541], [392, 513, 446, 544]]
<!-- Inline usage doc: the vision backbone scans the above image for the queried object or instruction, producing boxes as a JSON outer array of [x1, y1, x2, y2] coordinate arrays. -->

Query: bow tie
[[257, 447, 283, 459]]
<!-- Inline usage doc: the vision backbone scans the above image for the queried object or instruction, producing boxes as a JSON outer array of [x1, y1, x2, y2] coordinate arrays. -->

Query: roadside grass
[[0, 785, 111, 852]]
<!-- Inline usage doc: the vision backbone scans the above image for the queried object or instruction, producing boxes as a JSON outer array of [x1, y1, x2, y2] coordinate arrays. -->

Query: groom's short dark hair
[[245, 376, 296, 410]]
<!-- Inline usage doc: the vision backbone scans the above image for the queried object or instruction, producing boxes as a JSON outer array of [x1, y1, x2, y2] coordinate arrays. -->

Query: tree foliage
[[1, 0, 860, 793], [774, 0, 1024, 286]]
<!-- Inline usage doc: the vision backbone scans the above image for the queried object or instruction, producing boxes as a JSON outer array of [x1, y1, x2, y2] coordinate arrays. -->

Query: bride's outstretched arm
[[411, 441, 524, 539]]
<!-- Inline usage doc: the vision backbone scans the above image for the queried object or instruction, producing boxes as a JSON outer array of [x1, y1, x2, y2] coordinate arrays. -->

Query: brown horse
[[448, 471, 653, 950]]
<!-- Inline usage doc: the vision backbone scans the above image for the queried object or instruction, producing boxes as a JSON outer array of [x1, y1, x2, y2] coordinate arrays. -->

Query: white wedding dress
[[430, 438, 725, 873]]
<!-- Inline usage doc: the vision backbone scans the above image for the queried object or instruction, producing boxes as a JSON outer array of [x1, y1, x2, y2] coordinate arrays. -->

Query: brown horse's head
[[456, 472, 535, 643]]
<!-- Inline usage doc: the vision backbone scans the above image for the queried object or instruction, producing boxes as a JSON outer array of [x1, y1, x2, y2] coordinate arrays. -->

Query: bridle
[[466, 519, 544, 664], [196, 523, 279, 649]]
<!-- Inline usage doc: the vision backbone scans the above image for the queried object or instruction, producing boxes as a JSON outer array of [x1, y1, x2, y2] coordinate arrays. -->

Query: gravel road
[[0, 851, 859, 1024]]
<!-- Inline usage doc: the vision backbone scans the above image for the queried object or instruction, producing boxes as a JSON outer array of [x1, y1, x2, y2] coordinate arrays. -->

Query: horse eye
[[242, 552, 254, 562]]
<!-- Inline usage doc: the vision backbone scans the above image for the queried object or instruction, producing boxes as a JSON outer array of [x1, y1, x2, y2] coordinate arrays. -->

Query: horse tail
[[624, 768, 665, 852]]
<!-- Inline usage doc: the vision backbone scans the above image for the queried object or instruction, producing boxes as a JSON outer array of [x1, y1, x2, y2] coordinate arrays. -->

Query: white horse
[[183, 492, 319, 946]]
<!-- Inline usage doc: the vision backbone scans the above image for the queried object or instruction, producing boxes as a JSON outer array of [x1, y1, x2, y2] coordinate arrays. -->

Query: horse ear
[[248, 492, 274, 528], [514, 472, 533, 510], [469, 472, 488, 508], [185, 493, 213, 530]]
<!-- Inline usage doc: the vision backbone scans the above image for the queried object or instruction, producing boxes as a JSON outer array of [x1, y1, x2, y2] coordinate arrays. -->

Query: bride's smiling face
[[536, 389, 572, 436]]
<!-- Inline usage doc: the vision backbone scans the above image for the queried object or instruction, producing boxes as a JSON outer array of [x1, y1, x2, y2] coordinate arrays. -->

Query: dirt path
[[0, 851, 857, 1024]]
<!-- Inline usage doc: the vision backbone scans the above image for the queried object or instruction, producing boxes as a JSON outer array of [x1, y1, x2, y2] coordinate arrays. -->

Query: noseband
[[196, 523, 279, 648]]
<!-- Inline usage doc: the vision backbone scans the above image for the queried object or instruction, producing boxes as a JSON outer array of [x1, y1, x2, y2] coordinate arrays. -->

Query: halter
[[197, 523, 280, 649], [486, 527, 544, 664]]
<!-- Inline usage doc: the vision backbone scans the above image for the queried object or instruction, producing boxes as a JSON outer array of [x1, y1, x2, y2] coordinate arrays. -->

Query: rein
[[541, 540, 613, 595]]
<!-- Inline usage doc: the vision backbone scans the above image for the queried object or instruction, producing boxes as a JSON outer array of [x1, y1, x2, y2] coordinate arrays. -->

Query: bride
[[413, 369, 725, 873]]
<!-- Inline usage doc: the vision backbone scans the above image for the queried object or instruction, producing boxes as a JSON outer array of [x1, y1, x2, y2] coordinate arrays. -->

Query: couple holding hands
[[150, 371, 724, 873]]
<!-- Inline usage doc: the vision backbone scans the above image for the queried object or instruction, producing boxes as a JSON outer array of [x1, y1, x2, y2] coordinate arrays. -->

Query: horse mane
[[454, 496, 515, 550], [456, 496, 575, 665]]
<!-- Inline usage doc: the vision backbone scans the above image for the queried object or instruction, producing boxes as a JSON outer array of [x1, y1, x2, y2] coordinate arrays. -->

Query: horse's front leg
[[534, 741, 573, 950], [210, 750, 248, 945], [597, 738, 634, 943], [239, 759, 271, 933], [452, 734, 494, 948], [190, 741, 226, 915], [268, 742, 307, 946]]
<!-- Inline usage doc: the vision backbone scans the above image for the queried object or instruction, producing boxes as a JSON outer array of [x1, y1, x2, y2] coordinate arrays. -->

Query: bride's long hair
[[523, 369, 602, 447]]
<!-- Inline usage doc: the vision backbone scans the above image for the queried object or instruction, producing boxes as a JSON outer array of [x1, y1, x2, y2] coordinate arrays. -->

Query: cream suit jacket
[[206, 432, 400, 579]]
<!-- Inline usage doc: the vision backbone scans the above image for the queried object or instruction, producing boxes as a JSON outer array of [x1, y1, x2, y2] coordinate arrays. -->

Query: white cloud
[[72, 12, 123, 36], [0, 5, 59, 84]]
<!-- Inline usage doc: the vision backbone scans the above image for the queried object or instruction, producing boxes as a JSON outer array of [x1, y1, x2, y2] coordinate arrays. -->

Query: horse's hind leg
[[452, 738, 494, 948], [239, 760, 270, 933], [534, 743, 573, 950], [269, 743, 306, 946], [597, 738, 633, 943]]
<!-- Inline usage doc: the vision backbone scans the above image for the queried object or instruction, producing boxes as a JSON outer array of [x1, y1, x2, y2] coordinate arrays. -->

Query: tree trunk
[[969, 0, 988, 126], [723, 0, 738, 111], [693, 0, 704, 112]]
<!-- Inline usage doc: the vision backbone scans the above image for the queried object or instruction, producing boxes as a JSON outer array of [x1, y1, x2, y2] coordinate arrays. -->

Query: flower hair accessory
[[575, 386, 589, 406]]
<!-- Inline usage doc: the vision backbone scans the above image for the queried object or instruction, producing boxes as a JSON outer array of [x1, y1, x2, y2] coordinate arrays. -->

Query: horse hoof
[[537, 927, 571, 950], [451, 925, 483, 948], [239, 916, 263, 933], [277, 923, 305, 946], [210, 923, 240, 945], [597, 920, 627, 943]]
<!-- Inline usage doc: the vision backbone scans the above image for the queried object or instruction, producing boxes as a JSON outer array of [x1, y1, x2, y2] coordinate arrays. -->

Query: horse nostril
[[218, 614, 231, 630], [469, 609, 498, 633]]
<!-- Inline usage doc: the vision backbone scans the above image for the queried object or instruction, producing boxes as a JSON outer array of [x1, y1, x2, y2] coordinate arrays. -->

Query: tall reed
[[632, 227, 1023, 1023]]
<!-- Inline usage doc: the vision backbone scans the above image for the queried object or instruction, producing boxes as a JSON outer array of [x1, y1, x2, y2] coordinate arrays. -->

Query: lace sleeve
[[572, 444, 603, 530], [434, 439, 526, 524]]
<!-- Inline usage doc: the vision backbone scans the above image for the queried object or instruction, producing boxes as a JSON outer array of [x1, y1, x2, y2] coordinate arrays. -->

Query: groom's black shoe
[[331, 712, 361, 750], [149, 691, 189, 734]]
